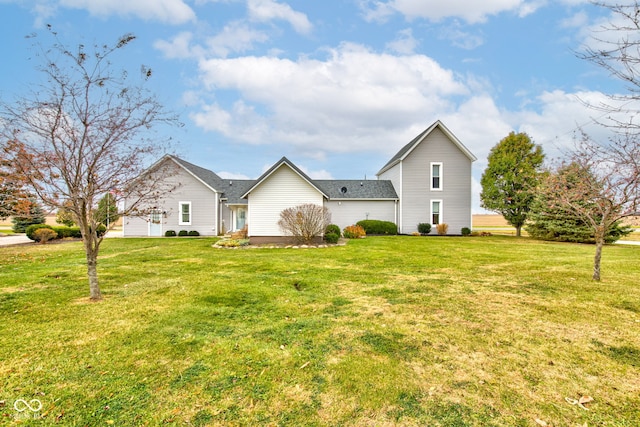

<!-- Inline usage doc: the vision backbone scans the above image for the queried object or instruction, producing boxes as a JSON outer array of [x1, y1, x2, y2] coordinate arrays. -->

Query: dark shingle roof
[[218, 179, 254, 205], [314, 180, 398, 199], [170, 155, 226, 191], [169, 155, 398, 202]]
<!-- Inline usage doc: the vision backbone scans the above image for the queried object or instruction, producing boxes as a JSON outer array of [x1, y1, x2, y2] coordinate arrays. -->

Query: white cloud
[[247, 0, 313, 34], [193, 43, 470, 155], [155, 23, 269, 59], [385, 28, 419, 54], [154, 32, 202, 59], [60, 0, 196, 24], [361, 0, 531, 24], [205, 21, 269, 57], [438, 21, 485, 49]]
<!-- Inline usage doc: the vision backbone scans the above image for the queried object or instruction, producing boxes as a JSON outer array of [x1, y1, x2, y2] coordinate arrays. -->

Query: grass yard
[[1, 236, 639, 426]]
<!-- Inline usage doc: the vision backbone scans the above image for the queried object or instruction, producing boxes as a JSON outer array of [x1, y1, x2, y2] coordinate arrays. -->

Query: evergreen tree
[[527, 187, 631, 244], [11, 197, 46, 232]]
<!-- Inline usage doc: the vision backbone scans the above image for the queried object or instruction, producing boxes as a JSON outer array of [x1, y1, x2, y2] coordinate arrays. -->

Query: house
[[122, 120, 476, 241], [376, 120, 477, 234]]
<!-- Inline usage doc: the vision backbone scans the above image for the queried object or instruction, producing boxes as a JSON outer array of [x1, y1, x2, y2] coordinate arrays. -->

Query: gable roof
[[376, 120, 477, 176], [241, 157, 329, 199], [314, 180, 398, 200], [168, 155, 225, 193]]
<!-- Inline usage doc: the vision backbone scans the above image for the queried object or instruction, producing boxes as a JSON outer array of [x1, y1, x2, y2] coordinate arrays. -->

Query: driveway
[[0, 234, 32, 246], [0, 230, 123, 247]]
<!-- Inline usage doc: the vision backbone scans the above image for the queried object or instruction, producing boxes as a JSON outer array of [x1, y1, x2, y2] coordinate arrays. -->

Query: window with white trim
[[179, 201, 192, 225], [431, 200, 442, 225], [431, 162, 443, 191]]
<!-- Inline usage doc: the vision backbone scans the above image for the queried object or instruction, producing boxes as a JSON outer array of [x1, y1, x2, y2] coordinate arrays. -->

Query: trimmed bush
[[33, 228, 58, 244], [325, 224, 341, 237], [165, 230, 177, 237], [436, 223, 449, 235], [461, 227, 471, 236], [417, 223, 431, 235], [324, 232, 340, 244], [26, 224, 56, 241], [188, 230, 200, 236], [178, 230, 189, 236], [356, 220, 397, 235], [52, 226, 82, 238], [343, 224, 366, 239]]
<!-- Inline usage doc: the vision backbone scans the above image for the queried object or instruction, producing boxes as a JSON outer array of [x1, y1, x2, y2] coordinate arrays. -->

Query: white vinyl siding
[[123, 161, 219, 236], [325, 200, 397, 231], [179, 201, 191, 225], [399, 127, 472, 234], [430, 162, 443, 191], [377, 163, 402, 231], [248, 165, 324, 237]]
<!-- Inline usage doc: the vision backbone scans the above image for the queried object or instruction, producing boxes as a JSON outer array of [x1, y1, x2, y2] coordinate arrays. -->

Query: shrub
[[188, 230, 200, 236], [324, 232, 340, 244], [325, 224, 341, 237], [33, 228, 58, 244], [278, 203, 331, 244], [215, 239, 250, 248], [343, 224, 366, 239], [417, 223, 431, 235], [178, 230, 189, 236], [69, 227, 82, 238], [356, 219, 397, 235], [461, 227, 471, 236], [52, 226, 73, 238], [26, 224, 56, 241], [165, 230, 177, 237], [436, 223, 449, 235]]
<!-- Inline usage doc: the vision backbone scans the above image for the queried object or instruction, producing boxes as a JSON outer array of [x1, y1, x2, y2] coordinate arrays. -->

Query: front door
[[149, 210, 163, 236], [236, 208, 246, 230]]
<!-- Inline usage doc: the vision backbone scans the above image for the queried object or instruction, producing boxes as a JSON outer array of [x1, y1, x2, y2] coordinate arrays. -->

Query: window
[[431, 200, 442, 225], [179, 201, 191, 225], [431, 162, 443, 191]]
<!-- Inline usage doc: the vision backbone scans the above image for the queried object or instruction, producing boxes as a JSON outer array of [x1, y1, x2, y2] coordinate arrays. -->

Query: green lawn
[[1, 236, 639, 426]]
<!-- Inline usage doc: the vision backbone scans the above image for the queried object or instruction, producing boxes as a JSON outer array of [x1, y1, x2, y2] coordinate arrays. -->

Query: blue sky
[[0, 0, 626, 212]]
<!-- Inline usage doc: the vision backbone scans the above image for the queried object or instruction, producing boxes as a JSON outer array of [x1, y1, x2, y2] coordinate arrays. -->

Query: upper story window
[[179, 201, 191, 225], [431, 162, 443, 191]]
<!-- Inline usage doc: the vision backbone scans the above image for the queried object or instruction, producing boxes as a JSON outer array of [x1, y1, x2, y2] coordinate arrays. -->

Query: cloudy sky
[[0, 0, 629, 212]]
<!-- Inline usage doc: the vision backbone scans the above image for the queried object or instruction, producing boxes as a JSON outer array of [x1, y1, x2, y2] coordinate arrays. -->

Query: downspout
[[393, 199, 398, 233]]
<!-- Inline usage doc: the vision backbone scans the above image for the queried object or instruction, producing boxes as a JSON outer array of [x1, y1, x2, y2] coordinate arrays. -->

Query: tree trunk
[[83, 233, 102, 300], [86, 248, 102, 300], [515, 224, 522, 237], [593, 227, 605, 281]]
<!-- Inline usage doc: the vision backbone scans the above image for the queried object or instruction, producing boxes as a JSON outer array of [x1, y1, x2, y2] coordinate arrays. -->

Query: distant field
[[472, 214, 510, 227]]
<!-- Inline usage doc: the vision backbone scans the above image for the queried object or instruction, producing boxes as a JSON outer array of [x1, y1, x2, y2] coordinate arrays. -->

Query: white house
[[122, 120, 476, 241]]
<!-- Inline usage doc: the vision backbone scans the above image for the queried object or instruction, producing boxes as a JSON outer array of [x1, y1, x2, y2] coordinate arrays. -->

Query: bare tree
[[579, 1, 640, 128], [541, 131, 640, 281], [0, 28, 179, 300], [278, 203, 331, 244]]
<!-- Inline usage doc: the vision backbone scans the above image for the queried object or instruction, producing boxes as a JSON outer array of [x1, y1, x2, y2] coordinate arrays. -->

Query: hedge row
[[356, 219, 397, 235], [25, 224, 106, 242]]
